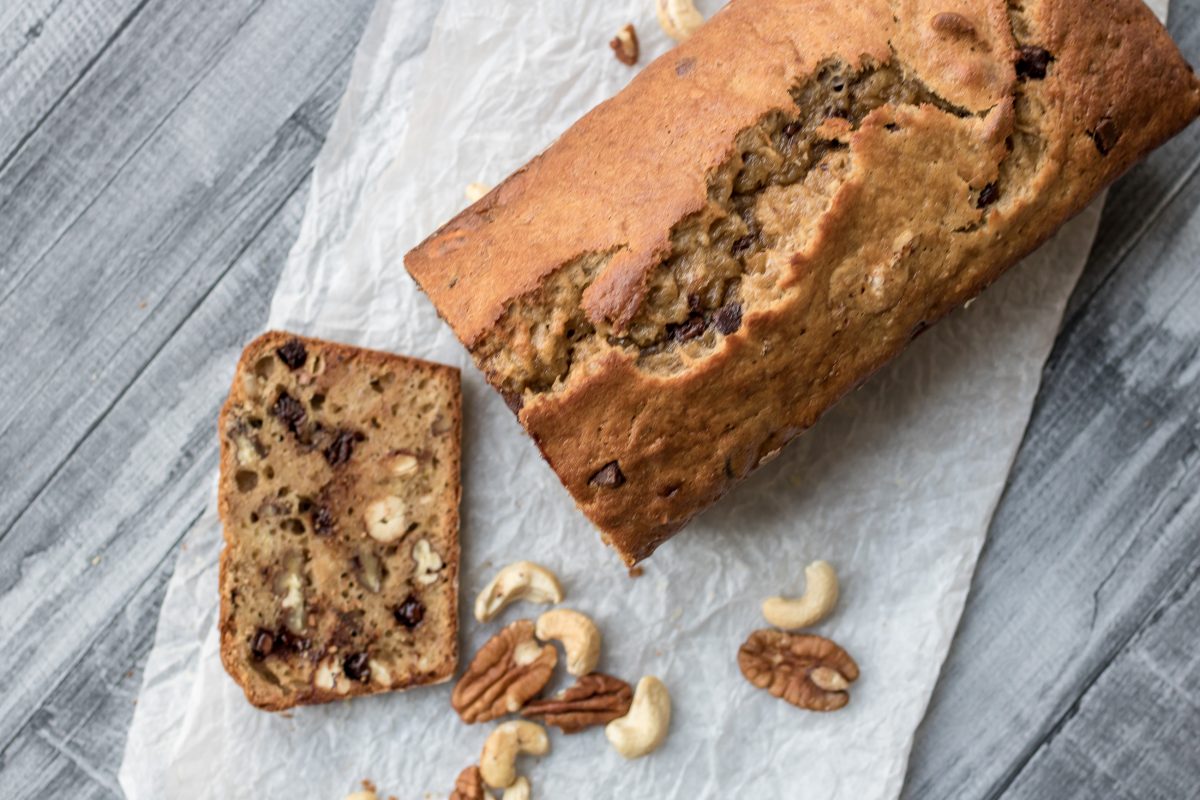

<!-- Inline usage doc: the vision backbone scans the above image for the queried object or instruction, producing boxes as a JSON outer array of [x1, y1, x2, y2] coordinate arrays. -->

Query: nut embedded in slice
[[452, 620, 558, 724], [217, 331, 462, 711], [737, 629, 859, 712], [522, 672, 633, 734]]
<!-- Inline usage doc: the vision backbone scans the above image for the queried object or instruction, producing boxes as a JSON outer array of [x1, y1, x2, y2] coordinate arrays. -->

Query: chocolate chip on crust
[[1091, 117, 1121, 155], [589, 461, 626, 489]]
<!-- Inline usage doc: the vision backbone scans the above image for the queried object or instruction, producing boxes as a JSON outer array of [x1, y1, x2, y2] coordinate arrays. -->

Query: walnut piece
[[521, 672, 633, 733], [452, 620, 557, 723], [449, 765, 487, 800], [738, 630, 859, 712]]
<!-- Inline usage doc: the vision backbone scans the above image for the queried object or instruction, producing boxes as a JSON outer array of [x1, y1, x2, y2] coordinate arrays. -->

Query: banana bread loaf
[[405, 0, 1200, 565], [218, 332, 461, 710]]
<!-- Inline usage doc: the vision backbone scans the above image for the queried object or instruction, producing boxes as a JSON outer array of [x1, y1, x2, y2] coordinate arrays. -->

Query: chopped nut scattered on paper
[[609, 23, 638, 65]]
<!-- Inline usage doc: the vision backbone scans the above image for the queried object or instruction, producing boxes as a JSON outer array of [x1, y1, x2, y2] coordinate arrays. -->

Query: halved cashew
[[480, 721, 549, 789], [656, 0, 704, 41], [502, 777, 531, 800], [535, 608, 601, 676], [761, 560, 839, 630], [465, 182, 491, 203], [475, 561, 564, 622], [604, 676, 671, 759]]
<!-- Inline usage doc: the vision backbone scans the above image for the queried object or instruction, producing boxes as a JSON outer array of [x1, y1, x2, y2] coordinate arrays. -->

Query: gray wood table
[[2, 1, 1198, 797]]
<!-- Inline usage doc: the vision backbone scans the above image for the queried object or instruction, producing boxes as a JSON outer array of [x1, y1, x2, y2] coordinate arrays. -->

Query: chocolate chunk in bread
[[217, 332, 461, 710], [405, 0, 1200, 565]]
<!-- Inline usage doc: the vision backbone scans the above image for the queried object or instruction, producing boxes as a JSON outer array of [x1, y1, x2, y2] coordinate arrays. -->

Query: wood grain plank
[[902, 127, 1200, 799], [0, 726, 114, 800], [1, 513, 197, 800], [0, 173, 308, 756], [1000, 558, 1200, 800], [0, 0, 269, 293], [0, 0, 148, 167], [0, 0, 375, 539], [0, 0, 439, 790]]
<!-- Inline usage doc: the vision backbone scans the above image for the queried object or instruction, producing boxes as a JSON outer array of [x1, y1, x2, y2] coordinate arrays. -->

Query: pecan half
[[522, 673, 633, 733], [451, 620, 557, 723], [449, 765, 485, 800], [738, 630, 859, 712]]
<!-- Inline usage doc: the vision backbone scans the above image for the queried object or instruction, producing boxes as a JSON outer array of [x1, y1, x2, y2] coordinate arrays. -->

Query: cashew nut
[[344, 792, 376, 800], [604, 676, 671, 759], [475, 561, 564, 622], [656, 0, 704, 41], [364, 495, 408, 543], [465, 182, 491, 203], [502, 777, 531, 800], [761, 560, 839, 630], [480, 721, 550, 789], [535, 608, 601, 676]]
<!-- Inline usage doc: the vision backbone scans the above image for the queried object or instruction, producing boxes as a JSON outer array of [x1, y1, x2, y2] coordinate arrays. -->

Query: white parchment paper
[[120, 0, 1168, 797]]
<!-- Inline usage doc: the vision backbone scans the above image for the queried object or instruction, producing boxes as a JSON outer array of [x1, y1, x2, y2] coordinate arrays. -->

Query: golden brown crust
[[217, 332, 462, 710], [406, 0, 1200, 565]]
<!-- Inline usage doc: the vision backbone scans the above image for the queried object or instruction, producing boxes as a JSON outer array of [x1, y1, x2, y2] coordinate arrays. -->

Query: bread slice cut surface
[[218, 331, 461, 710]]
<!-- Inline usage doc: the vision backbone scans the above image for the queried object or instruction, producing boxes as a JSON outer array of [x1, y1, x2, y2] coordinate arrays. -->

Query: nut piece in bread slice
[[217, 331, 461, 710]]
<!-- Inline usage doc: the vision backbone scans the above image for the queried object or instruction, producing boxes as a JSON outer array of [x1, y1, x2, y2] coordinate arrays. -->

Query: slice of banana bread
[[217, 332, 461, 710]]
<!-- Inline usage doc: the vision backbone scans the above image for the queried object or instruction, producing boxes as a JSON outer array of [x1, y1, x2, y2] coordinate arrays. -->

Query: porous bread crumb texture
[[474, 60, 975, 403], [217, 332, 462, 710], [408, 0, 1200, 564]]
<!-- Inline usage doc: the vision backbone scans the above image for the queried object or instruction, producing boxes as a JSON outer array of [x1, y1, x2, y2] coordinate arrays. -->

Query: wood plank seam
[[0, 0, 154, 176], [1087, 447, 1199, 632], [983, 513, 1200, 800], [995, 552, 1200, 798], [0, 146, 316, 548], [33, 726, 121, 796]]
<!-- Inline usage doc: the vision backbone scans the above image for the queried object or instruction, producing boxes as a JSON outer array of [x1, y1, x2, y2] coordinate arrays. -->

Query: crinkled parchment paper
[[120, 0, 1168, 797]]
